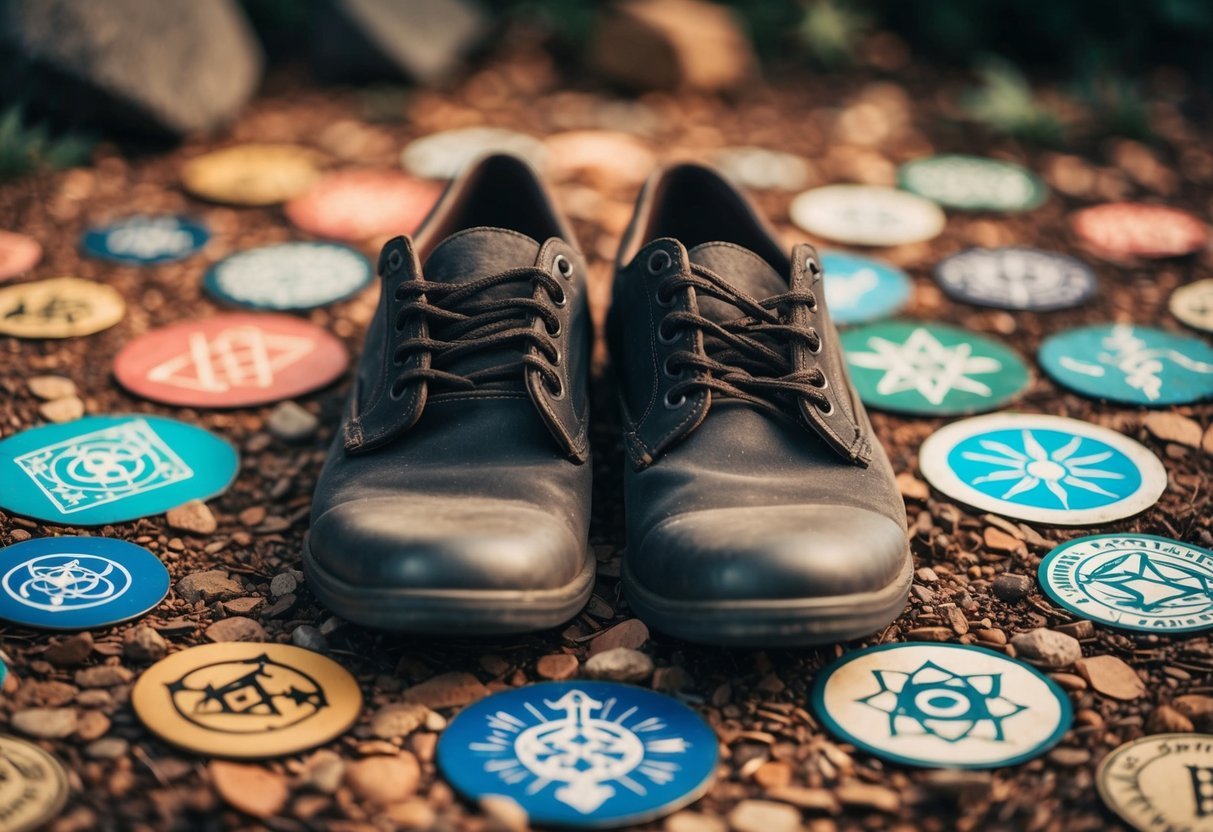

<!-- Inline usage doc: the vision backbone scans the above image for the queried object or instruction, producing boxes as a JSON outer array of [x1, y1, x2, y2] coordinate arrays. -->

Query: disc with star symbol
[[812, 642, 1072, 769], [1040, 534, 1213, 634], [919, 413, 1167, 526], [132, 643, 362, 758], [840, 322, 1031, 415]]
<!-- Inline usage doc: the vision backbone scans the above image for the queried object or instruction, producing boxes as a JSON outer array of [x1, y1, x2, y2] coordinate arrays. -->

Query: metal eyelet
[[553, 254, 574, 279], [547, 320, 562, 337], [817, 399, 833, 415], [809, 333, 823, 354], [551, 289, 567, 308], [656, 320, 679, 345], [805, 257, 821, 276], [815, 376, 829, 390], [394, 285, 407, 301], [647, 249, 672, 275], [664, 391, 687, 409], [655, 290, 677, 308], [549, 378, 566, 400], [662, 355, 680, 379], [552, 347, 563, 366], [389, 378, 408, 400], [387, 249, 404, 272]]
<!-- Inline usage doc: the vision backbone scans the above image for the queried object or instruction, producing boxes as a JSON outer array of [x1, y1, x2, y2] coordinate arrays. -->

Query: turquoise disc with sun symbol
[[1040, 534, 1213, 634], [919, 413, 1166, 526], [813, 643, 1072, 769]]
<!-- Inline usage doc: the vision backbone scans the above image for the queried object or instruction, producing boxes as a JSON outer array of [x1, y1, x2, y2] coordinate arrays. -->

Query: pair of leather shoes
[[304, 153, 912, 646]]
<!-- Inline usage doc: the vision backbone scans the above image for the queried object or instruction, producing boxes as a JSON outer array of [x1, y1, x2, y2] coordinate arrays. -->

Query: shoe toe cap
[[632, 505, 908, 602]]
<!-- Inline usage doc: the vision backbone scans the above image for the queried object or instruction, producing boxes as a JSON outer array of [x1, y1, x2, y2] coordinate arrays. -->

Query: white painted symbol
[[470, 688, 688, 814], [848, 327, 1002, 404], [147, 326, 315, 392], [826, 268, 879, 310], [1058, 323, 1213, 401], [962, 429, 1125, 509], [13, 419, 194, 514], [213, 246, 368, 308], [106, 219, 195, 259], [3, 554, 131, 612]]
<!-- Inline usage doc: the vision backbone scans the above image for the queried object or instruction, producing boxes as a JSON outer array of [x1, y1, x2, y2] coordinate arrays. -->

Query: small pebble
[[267, 401, 319, 442]]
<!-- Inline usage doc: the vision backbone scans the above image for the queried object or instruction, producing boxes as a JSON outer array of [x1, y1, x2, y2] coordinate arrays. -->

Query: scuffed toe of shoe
[[632, 505, 908, 602], [309, 496, 584, 592]]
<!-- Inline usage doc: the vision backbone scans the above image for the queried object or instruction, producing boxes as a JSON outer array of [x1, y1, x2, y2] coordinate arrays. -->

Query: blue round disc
[[0, 537, 169, 630], [81, 215, 210, 265], [437, 681, 718, 828], [203, 242, 373, 311], [0, 415, 238, 526], [1039, 323, 1213, 406], [820, 251, 912, 325]]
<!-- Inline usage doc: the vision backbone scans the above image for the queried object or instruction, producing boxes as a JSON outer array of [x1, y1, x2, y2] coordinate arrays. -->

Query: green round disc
[[898, 155, 1047, 212]]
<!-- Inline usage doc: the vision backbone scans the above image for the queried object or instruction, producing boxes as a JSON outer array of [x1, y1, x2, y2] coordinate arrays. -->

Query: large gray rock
[[310, 0, 490, 85], [0, 0, 263, 137]]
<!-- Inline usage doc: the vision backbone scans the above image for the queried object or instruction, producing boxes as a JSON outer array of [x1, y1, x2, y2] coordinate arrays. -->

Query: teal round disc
[[898, 155, 1047, 212], [841, 321, 1030, 415]]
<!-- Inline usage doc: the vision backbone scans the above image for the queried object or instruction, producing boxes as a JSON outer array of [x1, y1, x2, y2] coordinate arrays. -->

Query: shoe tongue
[[423, 227, 541, 298], [687, 242, 788, 322]]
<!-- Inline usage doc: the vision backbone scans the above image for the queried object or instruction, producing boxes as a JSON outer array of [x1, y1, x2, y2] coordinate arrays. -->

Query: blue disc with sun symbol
[[919, 413, 1166, 526], [437, 681, 718, 828], [813, 642, 1072, 769]]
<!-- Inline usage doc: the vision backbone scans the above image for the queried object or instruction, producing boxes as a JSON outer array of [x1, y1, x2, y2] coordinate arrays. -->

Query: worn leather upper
[[309, 154, 592, 593]]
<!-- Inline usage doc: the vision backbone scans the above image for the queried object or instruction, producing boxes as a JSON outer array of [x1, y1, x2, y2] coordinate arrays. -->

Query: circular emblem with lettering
[[813, 643, 1071, 769], [1039, 534, 1213, 634], [919, 413, 1166, 526], [204, 242, 373, 311], [789, 185, 946, 247], [713, 146, 812, 191], [1072, 203, 1209, 260], [182, 144, 324, 206], [0, 231, 41, 283], [819, 251, 912, 324], [0, 415, 239, 526], [1098, 734, 1213, 832], [0, 277, 125, 339], [898, 155, 1047, 212], [841, 322, 1030, 415], [114, 313, 348, 408], [81, 215, 210, 265], [0, 735, 69, 832], [133, 643, 362, 758], [1170, 279, 1213, 334], [934, 247, 1097, 311], [438, 681, 718, 827], [1039, 324, 1213, 406], [401, 127, 547, 180], [0, 537, 169, 630], [285, 170, 442, 242]]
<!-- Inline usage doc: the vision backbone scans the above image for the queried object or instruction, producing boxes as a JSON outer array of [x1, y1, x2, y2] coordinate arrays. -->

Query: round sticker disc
[[132, 642, 362, 759], [0, 277, 125, 339], [934, 247, 1097, 311], [1039, 324, 1213, 406], [81, 215, 210, 265], [0, 231, 42, 282], [204, 242, 373, 311], [0, 735, 69, 832], [713, 146, 812, 191], [1072, 203, 1208, 260], [0, 537, 169, 630], [1039, 534, 1213, 634], [401, 128, 547, 180], [0, 415, 239, 526], [813, 642, 1071, 769], [919, 413, 1166, 526], [789, 185, 946, 247], [437, 681, 718, 828], [114, 313, 348, 408], [1098, 734, 1213, 832], [285, 170, 442, 242], [820, 251, 912, 324], [898, 155, 1047, 212], [841, 321, 1030, 415], [1170, 279, 1213, 334], [182, 144, 323, 207]]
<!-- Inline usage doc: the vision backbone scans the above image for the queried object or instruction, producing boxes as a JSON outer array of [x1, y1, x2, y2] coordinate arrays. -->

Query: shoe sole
[[301, 535, 596, 635], [622, 547, 914, 647]]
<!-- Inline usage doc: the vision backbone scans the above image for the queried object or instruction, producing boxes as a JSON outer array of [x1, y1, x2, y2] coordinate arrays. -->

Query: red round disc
[[0, 231, 42, 282], [114, 313, 348, 408], [1071, 202, 1209, 259], [285, 170, 442, 242]]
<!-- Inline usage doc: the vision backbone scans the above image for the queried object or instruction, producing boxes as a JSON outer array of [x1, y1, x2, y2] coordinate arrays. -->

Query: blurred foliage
[[960, 60, 1069, 147], [795, 0, 870, 68], [0, 107, 93, 180]]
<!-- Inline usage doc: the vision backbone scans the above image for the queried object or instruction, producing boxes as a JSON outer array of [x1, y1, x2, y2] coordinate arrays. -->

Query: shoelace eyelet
[[549, 377, 566, 400], [551, 289, 567, 308], [656, 320, 680, 345], [655, 290, 677, 308], [389, 378, 408, 400], [805, 257, 821, 276], [662, 355, 681, 379], [664, 391, 687, 409], [553, 254, 574, 279], [647, 249, 673, 275], [387, 248, 404, 273], [547, 320, 562, 337], [817, 399, 833, 415]]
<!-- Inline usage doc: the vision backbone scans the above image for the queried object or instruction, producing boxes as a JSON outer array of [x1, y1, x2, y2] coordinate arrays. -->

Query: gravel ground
[[1, 40, 1212, 832]]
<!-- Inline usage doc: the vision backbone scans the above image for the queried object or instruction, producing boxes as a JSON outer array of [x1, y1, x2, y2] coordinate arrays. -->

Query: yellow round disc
[[0, 277, 125, 339], [0, 735, 69, 832], [181, 144, 324, 206], [132, 643, 362, 759]]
